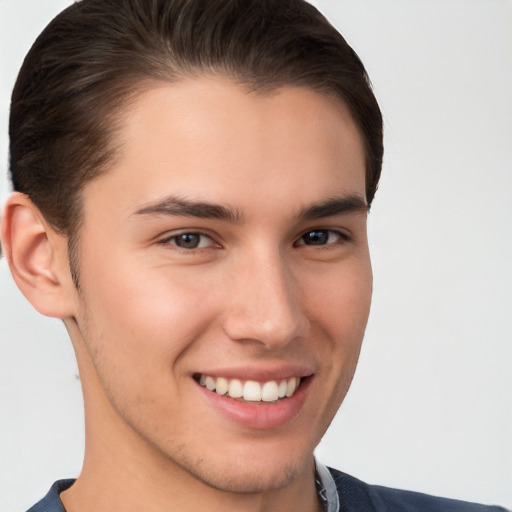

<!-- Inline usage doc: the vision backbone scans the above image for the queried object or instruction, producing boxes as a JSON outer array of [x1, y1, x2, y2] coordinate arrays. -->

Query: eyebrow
[[132, 193, 368, 223], [133, 195, 244, 222], [298, 195, 369, 221]]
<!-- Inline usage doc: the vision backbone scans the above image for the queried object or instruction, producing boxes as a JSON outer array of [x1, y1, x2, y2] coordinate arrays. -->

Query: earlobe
[[1, 192, 76, 318]]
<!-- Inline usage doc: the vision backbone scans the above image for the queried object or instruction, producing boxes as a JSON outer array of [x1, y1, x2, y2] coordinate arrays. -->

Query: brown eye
[[174, 233, 201, 248], [296, 230, 346, 246], [165, 233, 214, 249]]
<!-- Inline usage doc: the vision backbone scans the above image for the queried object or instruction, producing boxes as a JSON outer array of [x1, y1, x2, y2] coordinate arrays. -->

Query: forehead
[[82, 77, 366, 220]]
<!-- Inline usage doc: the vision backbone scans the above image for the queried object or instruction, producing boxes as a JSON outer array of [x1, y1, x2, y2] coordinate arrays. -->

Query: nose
[[222, 251, 310, 350]]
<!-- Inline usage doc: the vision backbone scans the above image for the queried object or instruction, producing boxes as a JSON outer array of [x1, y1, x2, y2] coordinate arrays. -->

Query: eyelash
[[294, 229, 350, 247], [159, 228, 349, 252], [159, 232, 217, 251]]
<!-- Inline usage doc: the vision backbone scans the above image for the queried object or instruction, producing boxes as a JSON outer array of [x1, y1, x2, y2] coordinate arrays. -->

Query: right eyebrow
[[132, 195, 244, 223]]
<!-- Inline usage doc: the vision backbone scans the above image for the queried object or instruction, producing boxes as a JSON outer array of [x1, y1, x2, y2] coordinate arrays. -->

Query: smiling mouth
[[194, 374, 303, 403]]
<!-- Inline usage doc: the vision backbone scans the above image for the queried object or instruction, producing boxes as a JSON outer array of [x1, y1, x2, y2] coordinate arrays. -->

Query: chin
[[171, 445, 312, 495], [194, 460, 303, 494]]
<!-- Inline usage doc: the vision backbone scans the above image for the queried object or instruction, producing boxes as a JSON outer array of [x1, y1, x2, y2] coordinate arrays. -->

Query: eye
[[163, 232, 215, 250], [295, 229, 347, 246]]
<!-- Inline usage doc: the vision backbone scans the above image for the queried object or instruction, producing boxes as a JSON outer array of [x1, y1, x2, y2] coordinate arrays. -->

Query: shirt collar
[[315, 459, 340, 512]]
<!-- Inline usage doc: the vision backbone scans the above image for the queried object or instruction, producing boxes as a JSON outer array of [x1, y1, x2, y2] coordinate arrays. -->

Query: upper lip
[[193, 364, 315, 382]]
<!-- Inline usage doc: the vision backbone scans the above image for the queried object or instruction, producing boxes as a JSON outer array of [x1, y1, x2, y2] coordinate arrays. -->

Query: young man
[[0, 1, 508, 511]]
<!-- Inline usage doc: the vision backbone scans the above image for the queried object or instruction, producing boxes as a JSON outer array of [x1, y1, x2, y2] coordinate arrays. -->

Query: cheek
[[75, 266, 224, 428], [304, 258, 372, 385], [300, 261, 371, 439], [77, 254, 223, 377], [307, 257, 372, 337]]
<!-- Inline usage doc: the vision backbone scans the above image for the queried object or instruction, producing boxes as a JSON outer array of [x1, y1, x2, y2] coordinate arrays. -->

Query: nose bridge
[[223, 247, 308, 349]]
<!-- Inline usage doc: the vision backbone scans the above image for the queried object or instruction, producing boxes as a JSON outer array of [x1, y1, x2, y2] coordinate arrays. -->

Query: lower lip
[[196, 378, 311, 430]]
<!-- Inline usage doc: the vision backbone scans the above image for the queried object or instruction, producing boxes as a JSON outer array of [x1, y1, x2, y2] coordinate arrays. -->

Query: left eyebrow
[[298, 195, 369, 221]]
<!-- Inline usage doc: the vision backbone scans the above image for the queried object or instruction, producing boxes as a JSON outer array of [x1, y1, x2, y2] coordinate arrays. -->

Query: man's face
[[68, 78, 372, 493]]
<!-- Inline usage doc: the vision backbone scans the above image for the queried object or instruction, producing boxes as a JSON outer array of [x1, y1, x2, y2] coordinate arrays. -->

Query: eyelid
[[158, 229, 220, 249], [294, 228, 350, 247]]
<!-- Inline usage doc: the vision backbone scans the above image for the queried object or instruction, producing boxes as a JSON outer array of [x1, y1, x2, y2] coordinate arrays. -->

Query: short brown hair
[[10, 0, 383, 271]]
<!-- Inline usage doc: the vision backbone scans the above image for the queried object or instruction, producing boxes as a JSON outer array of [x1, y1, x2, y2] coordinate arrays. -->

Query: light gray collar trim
[[315, 459, 340, 512]]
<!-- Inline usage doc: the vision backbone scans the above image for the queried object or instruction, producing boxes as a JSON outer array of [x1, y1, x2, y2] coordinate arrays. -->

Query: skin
[[2, 78, 372, 512]]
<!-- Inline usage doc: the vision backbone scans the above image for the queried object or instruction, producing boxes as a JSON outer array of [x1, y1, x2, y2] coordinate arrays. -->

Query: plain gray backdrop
[[1, 1, 511, 510]]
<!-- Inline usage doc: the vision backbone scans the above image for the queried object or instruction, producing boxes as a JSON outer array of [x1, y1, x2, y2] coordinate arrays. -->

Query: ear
[[1, 192, 76, 318]]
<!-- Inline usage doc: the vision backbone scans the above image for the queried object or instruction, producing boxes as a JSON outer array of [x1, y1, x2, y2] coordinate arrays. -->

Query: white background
[[1, 1, 511, 510]]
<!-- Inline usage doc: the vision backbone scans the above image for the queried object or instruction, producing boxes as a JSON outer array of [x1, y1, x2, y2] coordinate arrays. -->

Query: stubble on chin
[[168, 445, 313, 496]]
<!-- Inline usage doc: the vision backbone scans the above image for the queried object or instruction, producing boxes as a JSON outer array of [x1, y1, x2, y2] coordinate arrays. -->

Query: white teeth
[[228, 379, 243, 398], [243, 380, 261, 401], [286, 377, 298, 397], [215, 377, 228, 396], [261, 381, 279, 402], [205, 376, 216, 391], [198, 375, 302, 402], [278, 380, 287, 398]]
